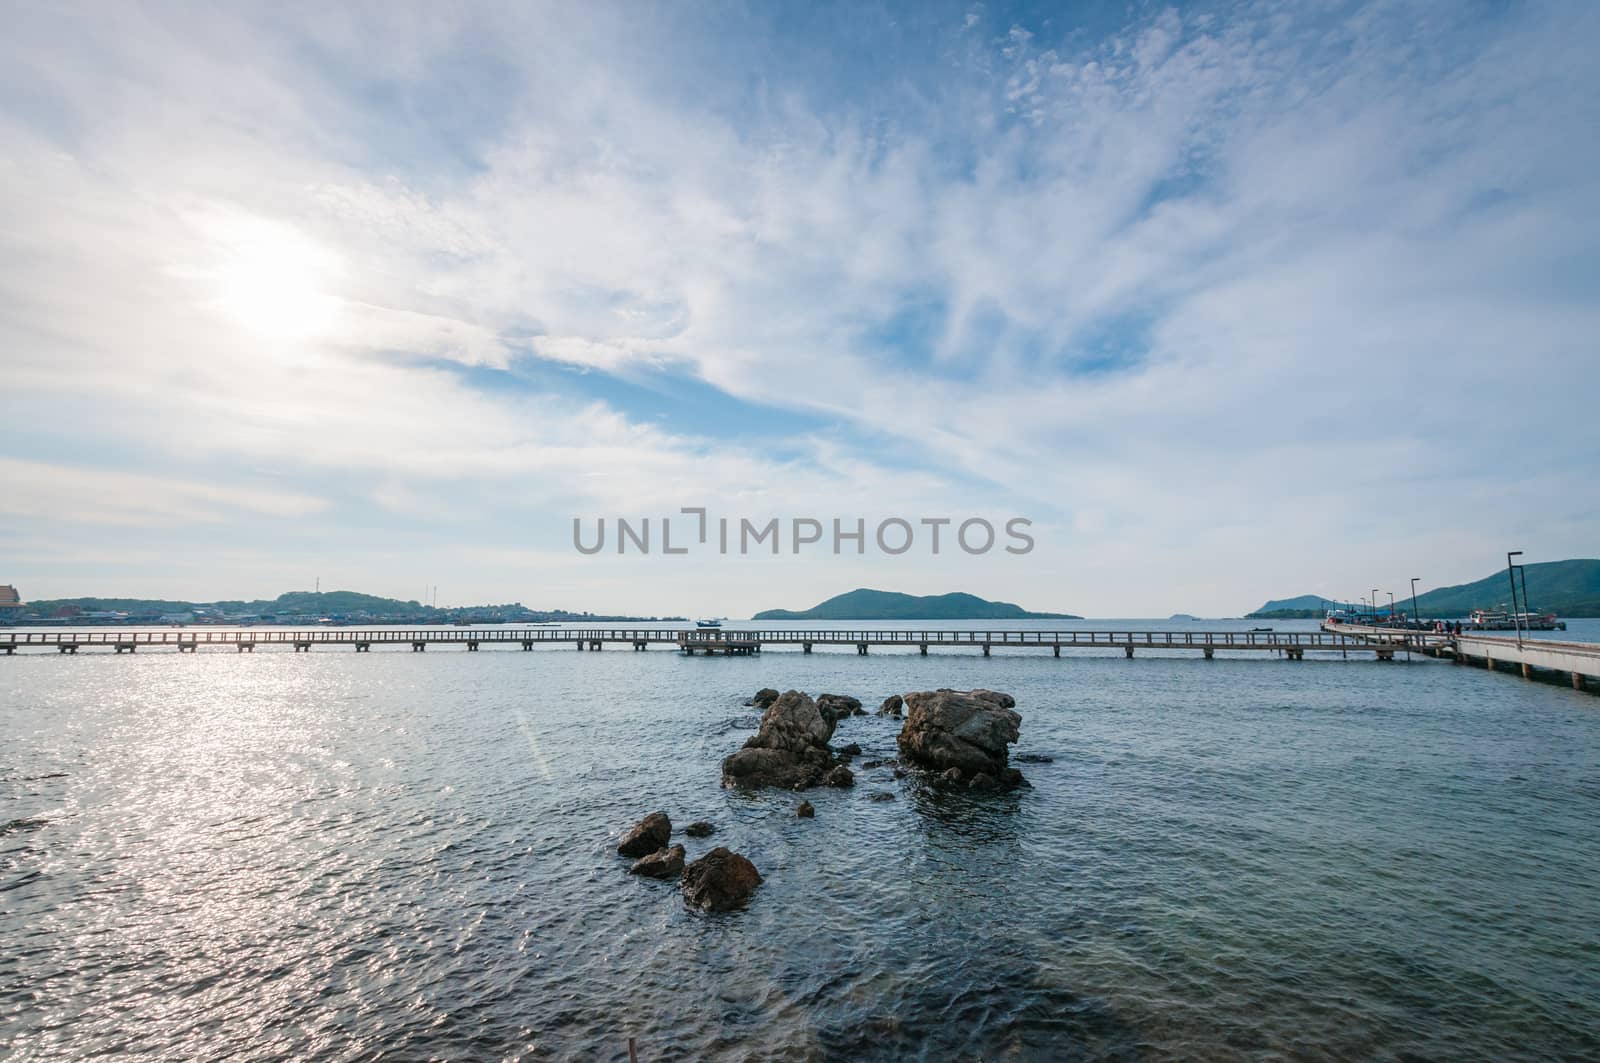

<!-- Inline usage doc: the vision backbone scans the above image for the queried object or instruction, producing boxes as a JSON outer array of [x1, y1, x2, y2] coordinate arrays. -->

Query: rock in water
[[878, 695, 904, 717], [797, 800, 815, 817], [721, 690, 839, 790], [898, 690, 1022, 781], [823, 765, 855, 788], [683, 821, 715, 838], [681, 847, 763, 911], [748, 688, 780, 709], [839, 742, 862, 757], [869, 791, 896, 802], [816, 694, 864, 723], [617, 811, 672, 857], [631, 844, 686, 879]]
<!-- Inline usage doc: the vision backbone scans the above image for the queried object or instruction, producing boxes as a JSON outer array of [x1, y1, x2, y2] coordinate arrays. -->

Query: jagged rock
[[681, 847, 763, 911], [869, 791, 896, 802], [617, 812, 672, 857], [816, 694, 864, 723], [839, 742, 862, 756], [631, 844, 685, 879], [824, 765, 855, 788], [898, 690, 1022, 781], [878, 694, 904, 716], [797, 800, 815, 818], [722, 690, 839, 790], [1015, 753, 1054, 764], [683, 821, 715, 838], [941, 767, 964, 785], [748, 688, 780, 709]]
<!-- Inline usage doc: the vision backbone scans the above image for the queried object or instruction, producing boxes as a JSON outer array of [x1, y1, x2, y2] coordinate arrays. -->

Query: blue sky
[[0, 1, 1596, 616]]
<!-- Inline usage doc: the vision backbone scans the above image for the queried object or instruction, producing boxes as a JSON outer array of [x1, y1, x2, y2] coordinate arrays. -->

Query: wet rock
[[631, 844, 685, 879], [898, 689, 1022, 781], [940, 767, 964, 785], [1001, 767, 1030, 788], [617, 811, 672, 857], [968, 772, 995, 789], [683, 821, 715, 838], [839, 742, 862, 757], [797, 800, 815, 818], [816, 694, 864, 723], [1014, 753, 1054, 764], [878, 694, 904, 716], [748, 688, 780, 709], [892, 768, 908, 780], [861, 758, 886, 770], [721, 691, 838, 790], [869, 791, 896, 802], [824, 765, 855, 788], [681, 847, 763, 911]]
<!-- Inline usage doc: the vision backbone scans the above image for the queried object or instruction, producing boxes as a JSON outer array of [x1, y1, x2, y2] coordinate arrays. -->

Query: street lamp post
[[1506, 551, 1524, 648], [1388, 591, 1396, 624], [1410, 577, 1422, 630], [1372, 588, 1380, 623]]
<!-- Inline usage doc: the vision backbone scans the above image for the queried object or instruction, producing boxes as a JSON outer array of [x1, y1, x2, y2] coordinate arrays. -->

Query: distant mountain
[[753, 588, 1079, 621], [17, 590, 678, 623], [1248, 559, 1600, 619]]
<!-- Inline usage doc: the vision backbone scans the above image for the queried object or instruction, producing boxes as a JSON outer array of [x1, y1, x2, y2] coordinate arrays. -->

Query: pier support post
[[467, 642, 479, 651], [522, 642, 533, 651], [1521, 662, 1531, 679], [921, 644, 929, 656], [59, 644, 77, 654], [803, 643, 813, 654], [1053, 644, 1060, 657], [1124, 646, 1134, 659], [576, 641, 584, 651], [857, 643, 868, 656], [356, 643, 370, 652], [412, 642, 425, 652], [1575, 672, 1586, 692], [1203, 647, 1214, 660], [1485, 656, 1493, 670], [982, 644, 990, 657]]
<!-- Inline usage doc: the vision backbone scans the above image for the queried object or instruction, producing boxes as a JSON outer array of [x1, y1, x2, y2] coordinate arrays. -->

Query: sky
[[1, 0, 1596, 618]]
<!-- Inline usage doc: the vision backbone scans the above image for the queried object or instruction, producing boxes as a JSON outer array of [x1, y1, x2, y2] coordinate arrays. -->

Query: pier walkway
[[1326, 623, 1597, 691], [2, 626, 1423, 660]]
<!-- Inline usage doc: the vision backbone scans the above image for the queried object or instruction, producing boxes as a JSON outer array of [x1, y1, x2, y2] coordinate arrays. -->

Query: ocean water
[[3, 620, 1599, 1060]]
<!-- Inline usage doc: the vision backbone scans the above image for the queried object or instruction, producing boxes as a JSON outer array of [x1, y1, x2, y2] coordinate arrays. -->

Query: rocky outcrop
[[824, 765, 854, 788], [839, 742, 862, 757], [898, 690, 1023, 784], [797, 800, 815, 818], [683, 821, 716, 837], [748, 688, 780, 709], [631, 844, 685, 878], [721, 690, 840, 790], [878, 695, 904, 717], [618, 811, 672, 857], [816, 694, 864, 722], [681, 847, 763, 911]]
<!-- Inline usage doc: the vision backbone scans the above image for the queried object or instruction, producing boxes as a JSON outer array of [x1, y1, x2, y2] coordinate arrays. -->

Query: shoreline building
[[0, 585, 23, 619]]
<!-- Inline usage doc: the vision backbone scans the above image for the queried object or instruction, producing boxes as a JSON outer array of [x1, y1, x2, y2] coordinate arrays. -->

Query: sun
[[206, 214, 343, 342]]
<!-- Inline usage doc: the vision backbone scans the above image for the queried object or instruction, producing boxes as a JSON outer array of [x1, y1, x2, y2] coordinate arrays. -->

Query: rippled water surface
[[4, 622, 1599, 1060]]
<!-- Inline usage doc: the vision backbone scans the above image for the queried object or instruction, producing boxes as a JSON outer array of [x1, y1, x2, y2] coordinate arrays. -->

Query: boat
[[1250, 626, 1274, 632], [695, 618, 724, 629], [1466, 608, 1565, 631]]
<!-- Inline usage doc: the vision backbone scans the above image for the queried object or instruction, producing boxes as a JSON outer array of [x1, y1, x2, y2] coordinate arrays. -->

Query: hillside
[[1248, 559, 1600, 619], [753, 588, 1079, 621]]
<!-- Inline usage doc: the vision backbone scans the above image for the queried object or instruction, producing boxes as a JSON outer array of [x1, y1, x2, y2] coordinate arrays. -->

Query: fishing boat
[[695, 618, 724, 629], [1466, 608, 1565, 631]]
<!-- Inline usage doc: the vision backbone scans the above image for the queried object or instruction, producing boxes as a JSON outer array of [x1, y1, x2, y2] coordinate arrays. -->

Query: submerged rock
[[869, 791, 896, 802], [681, 847, 763, 911], [617, 812, 672, 857], [631, 844, 686, 879], [683, 821, 716, 838], [721, 690, 839, 790], [878, 694, 904, 717], [748, 688, 781, 709], [898, 690, 1022, 782], [1014, 753, 1054, 764], [839, 742, 862, 757], [797, 799, 815, 817], [824, 765, 855, 788], [816, 694, 864, 722]]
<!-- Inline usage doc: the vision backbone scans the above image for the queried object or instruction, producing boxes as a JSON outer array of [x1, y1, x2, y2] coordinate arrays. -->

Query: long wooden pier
[[1, 626, 1425, 660], [1326, 623, 1597, 691]]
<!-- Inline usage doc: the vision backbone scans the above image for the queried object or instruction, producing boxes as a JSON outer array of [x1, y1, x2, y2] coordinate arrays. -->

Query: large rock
[[681, 847, 763, 911], [721, 690, 839, 789], [630, 844, 685, 879], [617, 811, 672, 857], [816, 694, 864, 722], [878, 695, 904, 717], [897, 690, 1022, 780]]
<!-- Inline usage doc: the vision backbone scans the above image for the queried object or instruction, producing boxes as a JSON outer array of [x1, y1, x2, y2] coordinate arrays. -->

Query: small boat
[[1250, 626, 1274, 632], [695, 618, 724, 629]]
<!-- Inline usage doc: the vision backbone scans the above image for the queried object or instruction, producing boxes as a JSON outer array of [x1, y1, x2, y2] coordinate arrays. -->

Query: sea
[[4, 618, 1599, 1061]]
